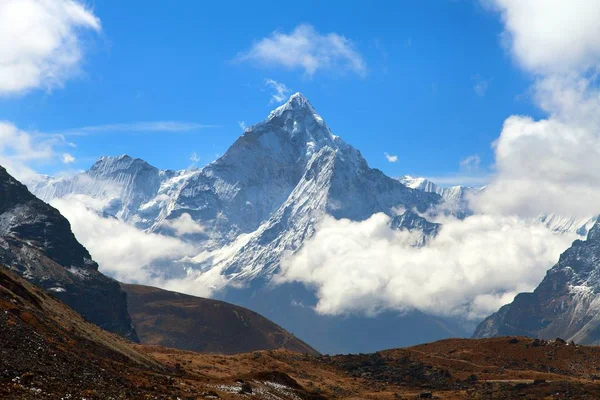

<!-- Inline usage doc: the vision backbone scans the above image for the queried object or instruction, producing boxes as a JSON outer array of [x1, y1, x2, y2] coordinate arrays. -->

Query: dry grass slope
[[122, 283, 317, 355], [4, 265, 600, 399]]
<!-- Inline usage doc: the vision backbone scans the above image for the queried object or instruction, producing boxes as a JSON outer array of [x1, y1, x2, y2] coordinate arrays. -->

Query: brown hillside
[[5, 264, 600, 399], [122, 283, 317, 355]]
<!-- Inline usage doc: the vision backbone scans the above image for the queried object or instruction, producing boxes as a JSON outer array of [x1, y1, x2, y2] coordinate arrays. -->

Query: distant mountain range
[[30, 93, 469, 353], [27, 93, 600, 352], [0, 164, 315, 355], [399, 175, 596, 235]]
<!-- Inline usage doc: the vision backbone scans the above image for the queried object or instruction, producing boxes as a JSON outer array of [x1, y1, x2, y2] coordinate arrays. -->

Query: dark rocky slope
[[0, 165, 138, 340], [474, 218, 600, 343]]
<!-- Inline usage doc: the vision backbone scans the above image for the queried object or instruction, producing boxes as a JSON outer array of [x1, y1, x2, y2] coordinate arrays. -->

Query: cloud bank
[[0, 0, 101, 95], [277, 213, 574, 320], [276, 2, 600, 321], [473, 1, 600, 218], [49, 196, 217, 297]]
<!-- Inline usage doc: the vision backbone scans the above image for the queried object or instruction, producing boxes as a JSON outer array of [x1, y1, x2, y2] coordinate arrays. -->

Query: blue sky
[[0, 0, 543, 185]]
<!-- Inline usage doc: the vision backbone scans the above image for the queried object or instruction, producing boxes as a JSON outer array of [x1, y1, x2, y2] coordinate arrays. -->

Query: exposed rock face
[[474, 218, 600, 343], [0, 166, 138, 341]]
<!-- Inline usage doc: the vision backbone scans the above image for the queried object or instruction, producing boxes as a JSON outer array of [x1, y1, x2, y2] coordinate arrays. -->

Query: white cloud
[[189, 152, 200, 164], [264, 79, 291, 104], [0, 121, 69, 181], [239, 24, 366, 77], [61, 121, 216, 136], [384, 152, 398, 163], [492, 0, 600, 74], [0, 0, 101, 95], [161, 213, 205, 236], [473, 76, 488, 96], [238, 121, 246, 131], [61, 153, 75, 164], [472, 1, 600, 218], [49, 196, 217, 296], [459, 155, 481, 172], [276, 213, 574, 320]]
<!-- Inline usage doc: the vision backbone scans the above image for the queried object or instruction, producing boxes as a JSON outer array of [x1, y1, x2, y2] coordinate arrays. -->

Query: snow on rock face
[[31, 93, 442, 284], [399, 175, 597, 235], [473, 217, 600, 343], [398, 175, 479, 219]]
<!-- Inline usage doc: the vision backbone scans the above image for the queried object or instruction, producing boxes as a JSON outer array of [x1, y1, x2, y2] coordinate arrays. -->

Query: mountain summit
[[31, 93, 453, 353]]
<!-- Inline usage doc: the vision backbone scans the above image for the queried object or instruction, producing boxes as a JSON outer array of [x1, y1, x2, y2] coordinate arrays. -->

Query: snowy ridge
[[31, 93, 442, 284], [399, 175, 596, 234], [399, 175, 481, 219]]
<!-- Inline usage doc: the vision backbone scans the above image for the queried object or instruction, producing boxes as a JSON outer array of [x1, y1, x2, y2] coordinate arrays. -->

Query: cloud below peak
[[277, 213, 573, 320], [238, 24, 366, 77]]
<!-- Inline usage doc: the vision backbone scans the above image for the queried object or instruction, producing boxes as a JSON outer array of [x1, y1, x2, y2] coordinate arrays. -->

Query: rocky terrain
[[0, 165, 138, 340], [5, 264, 600, 399], [122, 283, 317, 355], [0, 164, 336, 356]]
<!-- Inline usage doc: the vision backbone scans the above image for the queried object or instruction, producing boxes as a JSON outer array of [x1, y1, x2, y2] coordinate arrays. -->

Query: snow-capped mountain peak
[[32, 93, 441, 283], [268, 92, 316, 118]]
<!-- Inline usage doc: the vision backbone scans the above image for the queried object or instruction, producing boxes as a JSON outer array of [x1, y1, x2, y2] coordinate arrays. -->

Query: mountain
[[5, 273, 600, 400], [31, 93, 471, 353], [122, 283, 317, 354], [474, 218, 600, 343], [390, 210, 440, 246], [34, 94, 441, 281], [399, 175, 597, 235], [0, 264, 328, 399], [0, 265, 164, 398], [399, 175, 478, 219], [0, 165, 138, 341]]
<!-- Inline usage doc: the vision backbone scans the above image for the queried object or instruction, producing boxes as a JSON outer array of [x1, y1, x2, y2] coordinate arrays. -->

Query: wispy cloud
[[238, 121, 247, 130], [189, 152, 200, 164], [59, 121, 218, 136], [384, 152, 398, 163], [238, 24, 366, 77], [265, 79, 291, 104], [0, 121, 70, 181], [473, 75, 489, 97], [459, 155, 482, 172]]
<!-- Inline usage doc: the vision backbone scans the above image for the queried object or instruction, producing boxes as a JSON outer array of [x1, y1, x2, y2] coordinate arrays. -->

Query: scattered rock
[[508, 338, 520, 344], [239, 382, 252, 394]]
